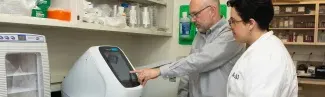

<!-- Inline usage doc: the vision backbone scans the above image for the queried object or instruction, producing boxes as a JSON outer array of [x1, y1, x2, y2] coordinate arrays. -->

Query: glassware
[[274, 6, 280, 14], [297, 6, 305, 14], [297, 33, 304, 42], [289, 17, 294, 28], [284, 17, 289, 28], [271, 18, 278, 28], [279, 18, 284, 28], [319, 30, 325, 42], [285, 6, 293, 14]]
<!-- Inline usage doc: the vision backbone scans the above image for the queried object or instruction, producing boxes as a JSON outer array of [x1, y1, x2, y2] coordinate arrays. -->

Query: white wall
[[137, 0, 230, 66], [134, 0, 192, 66]]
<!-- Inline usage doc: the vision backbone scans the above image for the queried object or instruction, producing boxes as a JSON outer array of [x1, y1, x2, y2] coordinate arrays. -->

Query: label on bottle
[[279, 21, 284, 28], [289, 20, 294, 28], [130, 11, 137, 25], [284, 21, 289, 28], [298, 7, 305, 13], [274, 6, 280, 14], [143, 12, 150, 26], [286, 7, 292, 13], [274, 6, 280, 11], [180, 22, 190, 38]]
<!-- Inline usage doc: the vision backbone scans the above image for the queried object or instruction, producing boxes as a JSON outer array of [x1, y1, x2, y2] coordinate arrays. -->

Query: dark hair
[[227, 0, 274, 31]]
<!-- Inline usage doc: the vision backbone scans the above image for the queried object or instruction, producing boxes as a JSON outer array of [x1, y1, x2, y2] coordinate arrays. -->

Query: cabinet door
[[6, 53, 43, 97]]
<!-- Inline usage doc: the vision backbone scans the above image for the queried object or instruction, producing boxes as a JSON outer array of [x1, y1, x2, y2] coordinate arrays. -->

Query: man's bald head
[[202, 0, 220, 7], [190, 0, 220, 8], [190, 0, 221, 33]]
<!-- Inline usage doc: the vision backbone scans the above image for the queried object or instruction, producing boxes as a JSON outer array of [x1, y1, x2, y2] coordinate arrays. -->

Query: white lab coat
[[227, 31, 298, 97]]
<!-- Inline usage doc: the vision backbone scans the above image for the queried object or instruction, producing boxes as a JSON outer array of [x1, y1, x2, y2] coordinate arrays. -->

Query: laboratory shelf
[[126, 0, 167, 5], [314, 42, 325, 45], [0, 14, 172, 37], [7, 72, 37, 77], [7, 87, 37, 94], [284, 42, 316, 45], [284, 42, 325, 46], [76, 23, 171, 36], [273, 2, 318, 5], [274, 14, 315, 16], [270, 28, 315, 30], [299, 78, 325, 86]]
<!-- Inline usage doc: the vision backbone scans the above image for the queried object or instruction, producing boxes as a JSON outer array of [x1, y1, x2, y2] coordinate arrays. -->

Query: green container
[[178, 4, 228, 45], [179, 5, 197, 45], [31, 7, 48, 18], [37, 0, 51, 9]]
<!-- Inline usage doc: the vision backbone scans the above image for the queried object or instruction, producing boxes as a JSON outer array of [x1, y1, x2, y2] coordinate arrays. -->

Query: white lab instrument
[[0, 33, 50, 97], [62, 46, 142, 97]]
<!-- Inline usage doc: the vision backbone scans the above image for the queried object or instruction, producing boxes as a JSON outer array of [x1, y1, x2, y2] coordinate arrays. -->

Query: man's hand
[[130, 68, 160, 86]]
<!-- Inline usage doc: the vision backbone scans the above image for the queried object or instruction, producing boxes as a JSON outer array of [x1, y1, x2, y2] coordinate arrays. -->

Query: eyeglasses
[[228, 18, 243, 26], [189, 6, 211, 18]]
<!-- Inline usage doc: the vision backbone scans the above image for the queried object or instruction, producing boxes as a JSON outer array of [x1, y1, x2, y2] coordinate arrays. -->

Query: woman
[[226, 0, 298, 97]]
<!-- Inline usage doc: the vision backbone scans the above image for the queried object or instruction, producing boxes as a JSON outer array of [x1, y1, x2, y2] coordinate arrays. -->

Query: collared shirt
[[160, 18, 245, 97]]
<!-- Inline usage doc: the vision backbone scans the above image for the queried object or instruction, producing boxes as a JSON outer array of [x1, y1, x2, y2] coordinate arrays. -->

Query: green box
[[37, 0, 51, 9], [31, 8, 48, 18]]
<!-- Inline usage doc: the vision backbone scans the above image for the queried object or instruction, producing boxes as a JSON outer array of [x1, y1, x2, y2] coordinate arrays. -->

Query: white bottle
[[118, 6, 127, 27], [113, 5, 118, 17], [180, 12, 191, 38], [118, 6, 125, 16], [130, 6, 137, 28], [142, 7, 150, 28]]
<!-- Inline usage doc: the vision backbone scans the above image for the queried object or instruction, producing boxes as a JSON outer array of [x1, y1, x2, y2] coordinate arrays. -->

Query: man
[[131, 0, 245, 97]]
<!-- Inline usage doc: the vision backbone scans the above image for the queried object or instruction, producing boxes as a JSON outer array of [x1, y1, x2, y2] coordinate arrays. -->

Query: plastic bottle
[[113, 5, 118, 17], [130, 6, 137, 28], [142, 7, 150, 28], [180, 12, 191, 38], [118, 6, 127, 27]]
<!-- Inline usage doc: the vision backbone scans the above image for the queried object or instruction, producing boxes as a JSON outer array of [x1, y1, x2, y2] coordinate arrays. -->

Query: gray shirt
[[160, 18, 245, 97]]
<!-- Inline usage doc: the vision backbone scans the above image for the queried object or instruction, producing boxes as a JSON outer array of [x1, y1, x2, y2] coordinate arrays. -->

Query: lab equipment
[[0, 33, 50, 97], [315, 65, 325, 79], [62, 46, 142, 97]]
